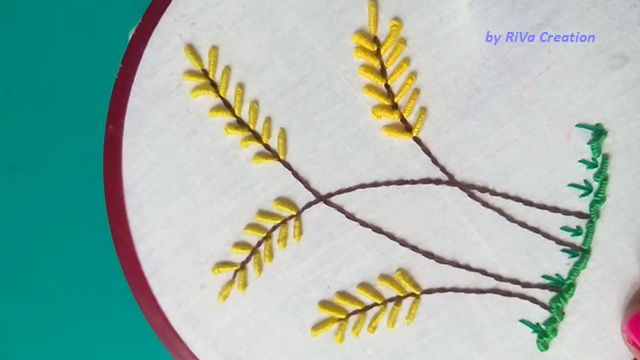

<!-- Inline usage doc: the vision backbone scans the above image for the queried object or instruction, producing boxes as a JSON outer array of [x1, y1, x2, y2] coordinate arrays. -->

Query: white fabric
[[121, 1, 640, 359]]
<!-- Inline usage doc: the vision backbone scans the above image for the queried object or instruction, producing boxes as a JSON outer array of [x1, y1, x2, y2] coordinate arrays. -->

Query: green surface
[[1, 1, 170, 358]]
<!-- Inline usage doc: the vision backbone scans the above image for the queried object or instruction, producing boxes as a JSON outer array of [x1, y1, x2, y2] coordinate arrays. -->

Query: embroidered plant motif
[[181, 0, 610, 352]]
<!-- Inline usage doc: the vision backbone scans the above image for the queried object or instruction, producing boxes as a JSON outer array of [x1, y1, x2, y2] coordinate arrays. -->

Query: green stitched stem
[[520, 123, 609, 351]]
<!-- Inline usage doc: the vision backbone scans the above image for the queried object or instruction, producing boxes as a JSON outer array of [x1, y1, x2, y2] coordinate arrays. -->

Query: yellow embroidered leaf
[[372, 104, 400, 120], [237, 267, 248, 291], [253, 251, 263, 276], [388, 57, 410, 84], [248, 100, 259, 130], [335, 320, 348, 344], [252, 151, 277, 164], [368, 0, 378, 35], [256, 210, 285, 224], [218, 279, 235, 303], [385, 38, 406, 67], [356, 282, 385, 303], [244, 223, 268, 237], [381, 18, 403, 55], [335, 291, 366, 309], [352, 313, 366, 337], [311, 318, 337, 337], [378, 274, 408, 295], [352, 31, 377, 51], [211, 261, 239, 275], [387, 299, 402, 328], [240, 135, 261, 148], [358, 65, 385, 85], [367, 305, 387, 334], [219, 66, 231, 97], [395, 268, 422, 294], [183, 70, 208, 83], [273, 198, 298, 215], [208, 105, 234, 118], [231, 241, 254, 254], [412, 107, 428, 136], [293, 216, 303, 242], [363, 84, 392, 105], [401, 88, 420, 118], [224, 123, 250, 136], [184, 44, 204, 69], [381, 123, 412, 139], [406, 297, 421, 324], [264, 235, 274, 264], [318, 300, 349, 318], [394, 71, 417, 102], [277, 128, 287, 159], [353, 47, 379, 66], [234, 84, 244, 115], [277, 223, 288, 249], [190, 84, 217, 98], [208, 46, 219, 78], [261, 117, 272, 143]]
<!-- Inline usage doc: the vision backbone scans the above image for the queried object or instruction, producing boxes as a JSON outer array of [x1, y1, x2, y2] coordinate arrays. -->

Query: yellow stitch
[[335, 320, 347, 344], [385, 38, 407, 67], [240, 135, 261, 148], [358, 65, 385, 85], [277, 128, 287, 159], [388, 57, 410, 84], [368, 0, 379, 35], [371, 104, 400, 120], [183, 70, 208, 83], [335, 291, 366, 309], [412, 107, 428, 136], [363, 84, 392, 105], [208, 46, 219, 79], [184, 44, 204, 69], [277, 224, 288, 249], [261, 117, 272, 143], [190, 84, 217, 99], [318, 300, 349, 318], [378, 274, 408, 295], [402, 88, 421, 118], [352, 31, 377, 51], [353, 47, 379, 66], [218, 278, 235, 303], [244, 223, 268, 237], [256, 210, 285, 224], [356, 282, 385, 303], [381, 123, 412, 139], [264, 235, 274, 264], [237, 267, 248, 291], [211, 261, 239, 275], [208, 105, 234, 118], [352, 313, 366, 337], [231, 241, 253, 254], [394, 71, 417, 102], [252, 151, 277, 164], [311, 318, 337, 337], [219, 66, 231, 96], [367, 305, 386, 334], [381, 18, 403, 55], [273, 198, 298, 215], [293, 216, 303, 242], [224, 123, 251, 136], [387, 299, 402, 329], [253, 251, 263, 276], [248, 100, 259, 130], [406, 297, 421, 324], [234, 84, 244, 115], [395, 268, 422, 294]]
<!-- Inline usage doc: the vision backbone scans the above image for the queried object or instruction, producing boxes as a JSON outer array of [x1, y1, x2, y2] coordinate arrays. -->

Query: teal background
[[1, 1, 171, 358]]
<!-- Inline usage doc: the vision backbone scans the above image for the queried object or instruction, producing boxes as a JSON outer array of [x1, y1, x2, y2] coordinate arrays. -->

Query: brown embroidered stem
[[370, 37, 581, 252], [200, 68, 554, 292]]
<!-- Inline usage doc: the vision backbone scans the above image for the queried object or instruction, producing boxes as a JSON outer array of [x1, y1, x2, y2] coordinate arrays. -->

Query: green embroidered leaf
[[542, 274, 567, 288], [561, 248, 581, 259], [568, 179, 593, 198], [519, 319, 545, 334], [560, 225, 583, 237], [575, 123, 599, 132], [578, 158, 598, 170]]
